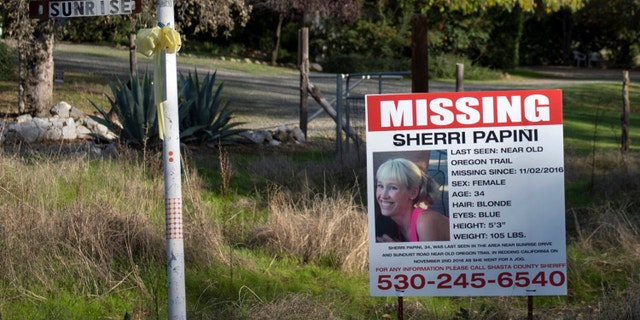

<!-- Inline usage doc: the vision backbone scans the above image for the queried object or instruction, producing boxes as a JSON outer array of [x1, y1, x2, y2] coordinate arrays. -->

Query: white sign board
[[366, 89, 567, 296], [29, 0, 141, 19]]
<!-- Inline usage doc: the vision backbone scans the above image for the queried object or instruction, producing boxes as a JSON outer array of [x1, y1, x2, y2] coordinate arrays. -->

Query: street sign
[[29, 0, 141, 19]]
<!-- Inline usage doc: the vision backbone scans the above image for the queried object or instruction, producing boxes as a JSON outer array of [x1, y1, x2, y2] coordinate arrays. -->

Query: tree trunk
[[560, 9, 573, 65], [24, 19, 55, 117], [512, 4, 524, 68], [271, 13, 284, 66]]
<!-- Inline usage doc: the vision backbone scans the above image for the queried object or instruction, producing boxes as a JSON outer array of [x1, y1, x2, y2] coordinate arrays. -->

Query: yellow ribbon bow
[[135, 26, 182, 140]]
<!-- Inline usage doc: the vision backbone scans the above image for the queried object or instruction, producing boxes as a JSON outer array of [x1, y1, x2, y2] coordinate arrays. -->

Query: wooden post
[[622, 70, 630, 154], [129, 33, 137, 77], [456, 63, 464, 92], [396, 12, 429, 319], [398, 295, 404, 320], [411, 14, 429, 93], [299, 28, 309, 140], [336, 74, 343, 159]]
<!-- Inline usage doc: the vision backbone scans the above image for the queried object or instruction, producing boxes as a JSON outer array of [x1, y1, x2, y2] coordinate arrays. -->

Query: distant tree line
[[37, 0, 640, 70]]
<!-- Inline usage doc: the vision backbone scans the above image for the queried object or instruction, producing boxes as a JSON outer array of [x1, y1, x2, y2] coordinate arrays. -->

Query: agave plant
[[90, 69, 245, 148], [178, 70, 246, 145], [90, 71, 159, 148]]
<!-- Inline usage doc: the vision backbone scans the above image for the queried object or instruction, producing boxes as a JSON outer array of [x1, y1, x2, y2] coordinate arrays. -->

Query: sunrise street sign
[[29, 0, 141, 19]]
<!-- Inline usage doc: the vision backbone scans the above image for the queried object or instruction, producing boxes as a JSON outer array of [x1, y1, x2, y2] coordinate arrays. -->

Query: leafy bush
[[429, 54, 503, 81], [322, 54, 368, 73], [321, 52, 500, 80], [0, 41, 16, 81], [322, 54, 410, 73], [178, 70, 246, 145]]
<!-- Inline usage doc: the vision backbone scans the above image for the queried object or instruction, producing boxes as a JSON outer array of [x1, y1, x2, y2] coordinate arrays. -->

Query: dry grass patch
[[565, 150, 640, 196], [0, 153, 165, 297], [248, 181, 368, 272], [248, 292, 336, 320]]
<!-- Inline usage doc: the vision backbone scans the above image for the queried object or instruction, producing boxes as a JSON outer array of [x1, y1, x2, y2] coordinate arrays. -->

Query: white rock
[[76, 125, 93, 139], [16, 114, 32, 124], [69, 107, 85, 119], [44, 126, 63, 140], [51, 101, 72, 118], [291, 127, 306, 142], [18, 121, 43, 143], [62, 118, 78, 140]]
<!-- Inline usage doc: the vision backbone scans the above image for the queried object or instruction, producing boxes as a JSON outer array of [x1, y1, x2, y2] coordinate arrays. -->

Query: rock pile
[[240, 125, 306, 146], [0, 102, 307, 146], [0, 101, 116, 144]]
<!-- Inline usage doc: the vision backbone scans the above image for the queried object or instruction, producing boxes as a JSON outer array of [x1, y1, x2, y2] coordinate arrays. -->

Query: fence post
[[336, 74, 343, 159], [621, 70, 630, 154], [299, 28, 309, 140], [456, 63, 464, 92], [129, 33, 137, 78]]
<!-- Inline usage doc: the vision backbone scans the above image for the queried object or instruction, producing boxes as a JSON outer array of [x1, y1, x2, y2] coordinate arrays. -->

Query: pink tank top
[[410, 208, 449, 241], [410, 208, 422, 242]]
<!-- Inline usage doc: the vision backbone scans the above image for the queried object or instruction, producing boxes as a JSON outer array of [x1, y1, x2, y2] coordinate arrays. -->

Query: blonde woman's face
[[376, 178, 418, 218]]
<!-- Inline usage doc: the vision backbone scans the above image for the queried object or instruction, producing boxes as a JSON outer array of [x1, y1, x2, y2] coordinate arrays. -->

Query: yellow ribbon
[[135, 26, 182, 140]]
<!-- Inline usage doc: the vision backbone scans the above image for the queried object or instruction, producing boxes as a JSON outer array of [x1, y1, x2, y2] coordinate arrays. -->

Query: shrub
[[321, 54, 368, 73], [429, 54, 503, 81], [321, 52, 500, 81], [322, 53, 410, 73]]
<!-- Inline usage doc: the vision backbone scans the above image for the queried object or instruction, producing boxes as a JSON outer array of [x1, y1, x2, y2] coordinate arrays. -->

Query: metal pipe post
[[157, 0, 186, 318]]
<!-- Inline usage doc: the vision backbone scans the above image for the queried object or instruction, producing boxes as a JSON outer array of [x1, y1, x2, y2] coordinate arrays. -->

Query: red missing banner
[[366, 90, 563, 131]]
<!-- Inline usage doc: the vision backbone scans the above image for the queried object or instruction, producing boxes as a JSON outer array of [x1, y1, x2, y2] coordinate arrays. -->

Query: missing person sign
[[366, 89, 566, 296]]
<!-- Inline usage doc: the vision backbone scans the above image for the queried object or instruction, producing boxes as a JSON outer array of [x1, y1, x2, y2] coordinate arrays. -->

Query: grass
[[2, 43, 640, 318], [562, 82, 640, 152]]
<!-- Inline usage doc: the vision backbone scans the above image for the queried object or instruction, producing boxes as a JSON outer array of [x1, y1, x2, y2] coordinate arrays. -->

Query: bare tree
[[249, 0, 360, 65]]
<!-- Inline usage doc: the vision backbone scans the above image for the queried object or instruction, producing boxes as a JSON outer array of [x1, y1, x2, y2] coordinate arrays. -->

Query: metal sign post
[[155, 0, 186, 318]]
